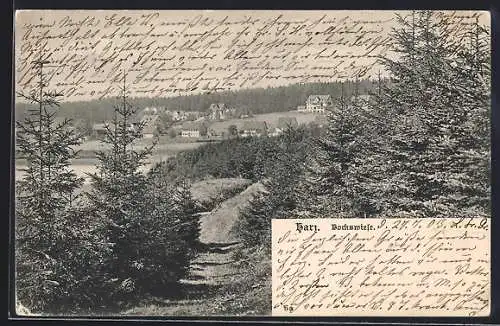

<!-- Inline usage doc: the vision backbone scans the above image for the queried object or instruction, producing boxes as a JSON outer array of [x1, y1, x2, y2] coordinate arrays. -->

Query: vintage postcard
[[13, 10, 490, 317]]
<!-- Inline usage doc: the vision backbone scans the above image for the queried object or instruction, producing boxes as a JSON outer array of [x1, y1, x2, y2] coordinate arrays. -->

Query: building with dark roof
[[208, 103, 227, 120], [141, 115, 159, 138], [241, 121, 267, 138]]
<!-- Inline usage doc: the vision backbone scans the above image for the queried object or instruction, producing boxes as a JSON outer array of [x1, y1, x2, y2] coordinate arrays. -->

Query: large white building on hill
[[304, 95, 333, 113]]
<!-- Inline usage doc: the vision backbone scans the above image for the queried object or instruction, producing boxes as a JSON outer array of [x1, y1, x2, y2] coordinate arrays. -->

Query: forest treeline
[[15, 79, 377, 123], [14, 11, 490, 314]]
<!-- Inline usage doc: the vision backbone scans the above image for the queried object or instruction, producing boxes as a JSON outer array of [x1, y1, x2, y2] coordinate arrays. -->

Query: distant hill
[[15, 79, 381, 124]]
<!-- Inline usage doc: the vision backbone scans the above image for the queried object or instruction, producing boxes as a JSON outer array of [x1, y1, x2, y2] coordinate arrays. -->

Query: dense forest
[[15, 79, 378, 123]]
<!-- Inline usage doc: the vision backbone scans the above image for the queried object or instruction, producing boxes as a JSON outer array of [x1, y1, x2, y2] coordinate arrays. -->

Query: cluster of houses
[[92, 107, 161, 139], [90, 94, 369, 141], [297, 94, 372, 113], [140, 107, 204, 122], [137, 103, 252, 123], [176, 95, 332, 139], [91, 102, 254, 140], [179, 117, 299, 139], [207, 103, 252, 120]]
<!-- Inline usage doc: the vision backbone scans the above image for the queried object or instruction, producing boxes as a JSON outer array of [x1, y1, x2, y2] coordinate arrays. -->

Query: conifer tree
[[86, 71, 155, 295], [238, 127, 308, 248], [378, 11, 490, 217], [170, 179, 202, 252], [87, 73, 202, 296], [134, 167, 196, 291], [352, 73, 398, 216], [295, 85, 367, 217], [344, 85, 385, 217], [440, 16, 491, 216], [238, 189, 275, 248], [271, 126, 309, 216], [15, 58, 85, 311]]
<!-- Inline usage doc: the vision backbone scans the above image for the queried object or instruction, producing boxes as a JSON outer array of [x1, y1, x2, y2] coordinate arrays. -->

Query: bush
[[15, 196, 112, 313], [155, 129, 313, 184]]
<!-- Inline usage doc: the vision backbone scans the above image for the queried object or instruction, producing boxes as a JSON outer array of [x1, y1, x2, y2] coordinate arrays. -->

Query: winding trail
[[124, 182, 265, 315], [181, 182, 265, 286]]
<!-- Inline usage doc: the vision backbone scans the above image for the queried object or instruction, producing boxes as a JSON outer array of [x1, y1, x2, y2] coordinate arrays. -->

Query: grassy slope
[[190, 178, 253, 211], [199, 182, 265, 244]]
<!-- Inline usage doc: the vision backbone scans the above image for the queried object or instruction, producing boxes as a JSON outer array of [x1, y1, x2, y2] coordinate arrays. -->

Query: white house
[[180, 122, 207, 138], [305, 95, 333, 113]]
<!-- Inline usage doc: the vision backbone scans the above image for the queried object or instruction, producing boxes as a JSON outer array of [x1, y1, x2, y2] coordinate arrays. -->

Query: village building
[[241, 121, 268, 138], [180, 122, 208, 138], [131, 108, 161, 138], [93, 121, 136, 139], [305, 95, 333, 113], [92, 122, 109, 140], [141, 115, 159, 138], [208, 103, 236, 121], [208, 103, 227, 120]]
